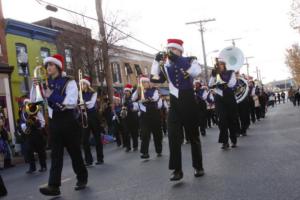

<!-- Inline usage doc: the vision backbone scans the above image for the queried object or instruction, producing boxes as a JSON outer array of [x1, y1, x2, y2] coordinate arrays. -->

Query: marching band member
[[194, 80, 208, 136], [31, 54, 88, 196], [112, 94, 123, 147], [132, 76, 162, 159], [236, 74, 251, 137], [248, 81, 257, 123], [259, 89, 268, 118], [252, 82, 261, 121], [206, 90, 217, 128], [158, 95, 169, 136], [209, 58, 239, 150], [22, 101, 47, 174], [151, 39, 204, 181], [80, 77, 104, 166], [121, 84, 139, 152]]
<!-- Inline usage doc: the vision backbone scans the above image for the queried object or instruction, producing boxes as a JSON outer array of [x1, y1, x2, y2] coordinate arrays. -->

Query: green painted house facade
[[5, 19, 58, 119]]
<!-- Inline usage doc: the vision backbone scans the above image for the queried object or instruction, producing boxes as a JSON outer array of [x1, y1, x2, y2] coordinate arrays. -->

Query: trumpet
[[78, 69, 88, 128], [34, 65, 48, 103], [27, 65, 48, 116]]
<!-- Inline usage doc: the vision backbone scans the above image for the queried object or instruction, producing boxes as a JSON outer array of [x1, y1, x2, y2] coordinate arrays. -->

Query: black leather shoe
[[157, 153, 162, 157], [194, 169, 205, 177], [221, 143, 230, 150], [75, 181, 87, 191], [133, 148, 138, 151], [85, 162, 93, 167], [231, 143, 237, 148], [125, 148, 131, 152], [38, 167, 47, 172], [26, 169, 36, 174], [170, 170, 183, 181], [140, 154, 150, 159], [39, 185, 61, 196], [95, 160, 104, 165]]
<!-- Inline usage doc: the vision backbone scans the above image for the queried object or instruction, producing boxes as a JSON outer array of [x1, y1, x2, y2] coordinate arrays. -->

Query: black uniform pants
[[168, 90, 203, 171], [48, 110, 88, 187], [122, 112, 139, 150], [207, 109, 217, 127], [112, 119, 123, 146], [82, 110, 104, 164], [197, 100, 207, 134], [140, 109, 162, 155], [215, 90, 238, 145], [255, 107, 261, 120], [238, 99, 250, 134], [26, 131, 47, 170], [249, 98, 256, 123]]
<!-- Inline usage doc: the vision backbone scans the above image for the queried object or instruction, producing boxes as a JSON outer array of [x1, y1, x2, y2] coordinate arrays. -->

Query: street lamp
[[17, 51, 30, 96]]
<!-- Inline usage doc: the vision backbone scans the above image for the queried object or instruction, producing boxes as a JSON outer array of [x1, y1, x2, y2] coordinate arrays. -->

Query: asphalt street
[[2, 102, 300, 200]]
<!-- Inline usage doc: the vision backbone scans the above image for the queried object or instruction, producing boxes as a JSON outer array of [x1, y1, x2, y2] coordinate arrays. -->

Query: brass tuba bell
[[25, 102, 40, 116]]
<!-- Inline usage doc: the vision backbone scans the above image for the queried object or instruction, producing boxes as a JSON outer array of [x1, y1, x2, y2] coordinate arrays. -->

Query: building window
[[124, 63, 133, 75], [40, 47, 50, 60], [134, 64, 142, 76], [64, 48, 72, 70], [111, 62, 122, 83], [15, 43, 28, 75]]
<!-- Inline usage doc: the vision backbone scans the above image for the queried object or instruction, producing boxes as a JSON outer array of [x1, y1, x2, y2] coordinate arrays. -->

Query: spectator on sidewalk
[[0, 119, 14, 169], [277, 93, 281, 104]]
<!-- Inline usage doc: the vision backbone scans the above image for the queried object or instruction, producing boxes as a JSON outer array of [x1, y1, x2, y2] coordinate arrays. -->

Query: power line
[[35, 0, 160, 51]]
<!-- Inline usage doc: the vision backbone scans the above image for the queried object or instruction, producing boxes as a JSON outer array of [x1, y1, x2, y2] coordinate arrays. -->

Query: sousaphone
[[219, 46, 249, 103]]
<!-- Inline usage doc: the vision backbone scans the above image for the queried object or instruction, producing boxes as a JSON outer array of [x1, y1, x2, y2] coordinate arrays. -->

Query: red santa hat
[[80, 76, 92, 86], [139, 75, 150, 83], [43, 54, 65, 71], [124, 84, 133, 93], [113, 93, 121, 102], [167, 39, 184, 52]]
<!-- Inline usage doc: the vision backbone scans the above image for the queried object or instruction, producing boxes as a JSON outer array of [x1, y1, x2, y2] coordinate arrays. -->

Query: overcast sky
[[3, 0, 300, 83]]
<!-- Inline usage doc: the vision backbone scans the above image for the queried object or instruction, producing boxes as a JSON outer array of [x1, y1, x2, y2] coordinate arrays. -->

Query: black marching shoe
[[26, 168, 36, 174], [125, 148, 131, 152], [170, 170, 183, 181], [194, 169, 205, 177], [133, 147, 138, 151], [39, 185, 61, 196], [95, 160, 104, 165], [140, 154, 150, 159], [85, 162, 93, 167], [221, 143, 230, 150], [38, 167, 47, 172], [157, 153, 162, 157], [75, 181, 87, 191], [231, 143, 237, 148]]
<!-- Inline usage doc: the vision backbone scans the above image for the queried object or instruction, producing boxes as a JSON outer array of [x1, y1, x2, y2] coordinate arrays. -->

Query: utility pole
[[244, 56, 254, 77], [95, 0, 114, 104], [225, 38, 242, 47], [256, 66, 259, 80], [186, 18, 216, 84]]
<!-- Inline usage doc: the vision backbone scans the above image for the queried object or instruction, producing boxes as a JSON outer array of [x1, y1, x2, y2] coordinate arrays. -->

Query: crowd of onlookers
[[288, 87, 300, 106]]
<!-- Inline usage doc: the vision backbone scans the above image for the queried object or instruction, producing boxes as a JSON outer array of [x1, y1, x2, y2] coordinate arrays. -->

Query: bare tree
[[286, 43, 300, 84], [290, 0, 300, 28]]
